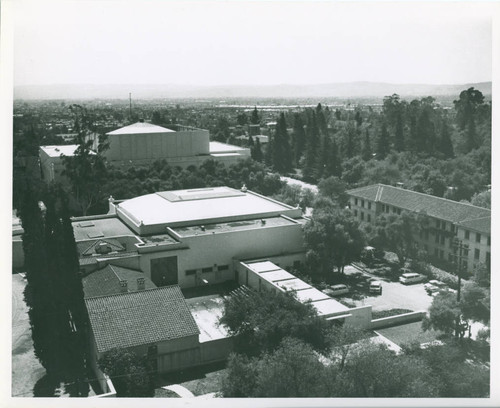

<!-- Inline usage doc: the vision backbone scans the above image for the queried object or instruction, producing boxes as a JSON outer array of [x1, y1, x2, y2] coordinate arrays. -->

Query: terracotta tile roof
[[85, 286, 200, 353], [347, 184, 490, 225], [82, 265, 156, 298]]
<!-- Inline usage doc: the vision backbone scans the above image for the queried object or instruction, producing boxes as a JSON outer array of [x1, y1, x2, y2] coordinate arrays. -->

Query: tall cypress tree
[[376, 121, 390, 159], [251, 137, 263, 162], [292, 114, 306, 166], [394, 113, 405, 152], [438, 120, 454, 158], [303, 111, 320, 182], [20, 186, 89, 386], [361, 129, 372, 161]]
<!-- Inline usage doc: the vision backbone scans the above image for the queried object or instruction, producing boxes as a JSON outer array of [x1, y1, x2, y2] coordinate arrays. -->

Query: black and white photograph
[[2, 0, 499, 405]]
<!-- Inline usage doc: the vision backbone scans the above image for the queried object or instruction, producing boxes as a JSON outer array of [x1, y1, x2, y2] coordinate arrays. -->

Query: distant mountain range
[[14, 81, 492, 100]]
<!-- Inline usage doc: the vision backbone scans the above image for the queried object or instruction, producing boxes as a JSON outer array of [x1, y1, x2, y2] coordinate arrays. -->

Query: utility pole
[[452, 237, 469, 302]]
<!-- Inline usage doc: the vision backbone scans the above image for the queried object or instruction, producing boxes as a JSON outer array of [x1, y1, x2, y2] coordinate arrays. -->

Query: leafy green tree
[[342, 343, 438, 397], [219, 289, 330, 357], [327, 325, 366, 371], [454, 87, 485, 130], [317, 176, 348, 207], [367, 211, 419, 266], [98, 348, 155, 397], [423, 291, 471, 339], [304, 207, 365, 275], [61, 105, 108, 216], [470, 190, 490, 209], [236, 112, 248, 126], [213, 116, 230, 142]]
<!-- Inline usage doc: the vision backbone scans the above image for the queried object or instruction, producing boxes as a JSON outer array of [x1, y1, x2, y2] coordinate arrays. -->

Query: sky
[[11, 1, 495, 86]]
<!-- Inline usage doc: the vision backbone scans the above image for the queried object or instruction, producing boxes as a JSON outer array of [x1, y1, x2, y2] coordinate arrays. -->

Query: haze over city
[[12, 1, 492, 92]]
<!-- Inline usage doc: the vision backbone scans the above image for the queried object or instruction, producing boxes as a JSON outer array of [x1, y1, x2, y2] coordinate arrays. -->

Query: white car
[[399, 272, 425, 285], [323, 284, 349, 296], [369, 280, 383, 295]]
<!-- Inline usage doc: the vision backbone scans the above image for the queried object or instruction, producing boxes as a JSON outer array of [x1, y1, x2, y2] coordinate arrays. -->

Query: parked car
[[369, 280, 383, 295], [323, 284, 349, 297], [424, 280, 446, 294], [399, 272, 425, 285]]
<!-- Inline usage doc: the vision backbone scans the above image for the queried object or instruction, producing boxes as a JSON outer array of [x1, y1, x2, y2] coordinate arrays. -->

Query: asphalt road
[[343, 265, 433, 312]]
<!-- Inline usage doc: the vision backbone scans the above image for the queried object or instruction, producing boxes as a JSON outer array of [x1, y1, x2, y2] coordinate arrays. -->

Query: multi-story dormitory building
[[346, 184, 491, 273]]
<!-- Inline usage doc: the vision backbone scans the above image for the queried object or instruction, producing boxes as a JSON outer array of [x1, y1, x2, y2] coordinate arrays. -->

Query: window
[[440, 250, 444, 259], [354, 209, 358, 216], [368, 202, 371, 210], [440, 236, 445, 245], [435, 234, 440, 244], [436, 220, 440, 228], [360, 212, 364, 221], [465, 231, 470, 240], [355, 198, 358, 205], [367, 214, 371, 222], [474, 249, 480, 261], [185, 269, 196, 276], [202, 267, 213, 273], [381, 204, 385, 212], [361, 200, 365, 207], [386, 206, 390, 213], [476, 233, 481, 243], [217, 265, 229, 271]]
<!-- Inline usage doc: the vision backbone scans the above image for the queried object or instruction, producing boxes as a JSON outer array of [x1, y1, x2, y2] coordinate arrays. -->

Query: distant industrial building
[[39, 121, 250, 182], [346, 184, 491, 273]]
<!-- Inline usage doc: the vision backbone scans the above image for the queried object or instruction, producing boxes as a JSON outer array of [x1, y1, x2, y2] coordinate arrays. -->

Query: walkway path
[[162, 384, 195, 398]]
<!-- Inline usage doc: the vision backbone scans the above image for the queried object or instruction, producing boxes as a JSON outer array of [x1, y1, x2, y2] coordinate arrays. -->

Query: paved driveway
[[343, 266, 433, 312]]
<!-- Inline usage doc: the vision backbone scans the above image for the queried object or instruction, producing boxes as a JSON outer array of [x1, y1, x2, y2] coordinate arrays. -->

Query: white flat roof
[[312, 298, 349, 316], [209, 141, 247, 153], [107, 122, 174, 135], [117, 187, 298, 230], [294, 288, 331, 303], [40, 145, 81, 157]]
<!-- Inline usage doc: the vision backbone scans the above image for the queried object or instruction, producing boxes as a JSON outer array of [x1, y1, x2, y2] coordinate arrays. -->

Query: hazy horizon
[[12, 1, 493, 88]]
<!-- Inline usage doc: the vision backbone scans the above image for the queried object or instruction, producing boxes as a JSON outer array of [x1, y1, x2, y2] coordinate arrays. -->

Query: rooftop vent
[[119, 280, 128, 293], [96, 242, 111, 254], [261, 219, 266, 225], [200, 225, 205, 231], [137, 277, 145, 291], [241, 184, 248, 192], [396, 182, 404, 188]]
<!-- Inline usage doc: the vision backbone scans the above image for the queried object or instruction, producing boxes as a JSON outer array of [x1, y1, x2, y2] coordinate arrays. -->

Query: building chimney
[[119, 280, 128, 293], [137, 277, 145, 291]]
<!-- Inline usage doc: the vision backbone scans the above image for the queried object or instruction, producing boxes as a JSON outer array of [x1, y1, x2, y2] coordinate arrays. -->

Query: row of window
[[354, 210, 371, 222], [185, 264, 230, 276], [353, 198, 372, 210], [463, 231, 490, 245]]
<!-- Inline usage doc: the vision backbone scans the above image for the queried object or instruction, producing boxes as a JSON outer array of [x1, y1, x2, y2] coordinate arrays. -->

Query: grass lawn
[[158, 361, 226, 396], [179, 368, 226, 396], [376, 321, 442, 347]]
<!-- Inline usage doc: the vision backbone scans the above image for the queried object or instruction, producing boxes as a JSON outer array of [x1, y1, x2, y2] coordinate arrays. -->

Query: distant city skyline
[[12, 1, 494, 87]]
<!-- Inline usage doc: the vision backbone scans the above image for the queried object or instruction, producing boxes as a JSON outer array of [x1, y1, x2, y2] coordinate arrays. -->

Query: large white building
[[39, 122, 250, 183], [73, 186, 307, 287]]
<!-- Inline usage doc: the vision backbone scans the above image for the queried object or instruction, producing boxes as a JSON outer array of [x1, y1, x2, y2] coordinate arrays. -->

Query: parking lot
[[340, 266, 433, 313]]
